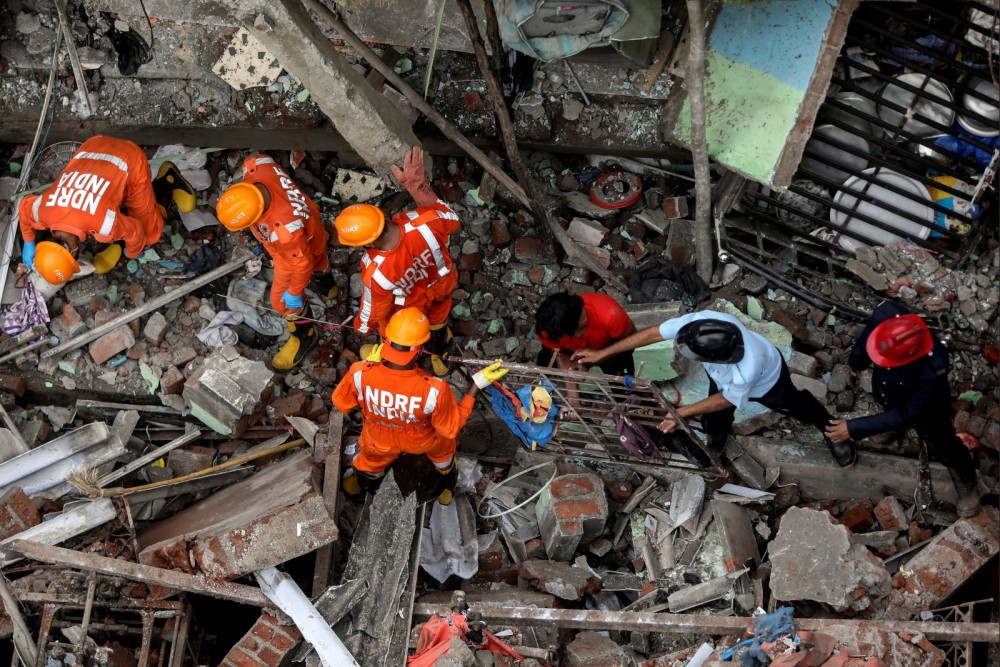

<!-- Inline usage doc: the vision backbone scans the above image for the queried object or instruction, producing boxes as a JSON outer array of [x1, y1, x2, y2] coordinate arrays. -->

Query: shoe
[[153, 162, 197, 213], [308, 269, 338, 300], [435, 460, 457, 505], [426, 322, 453, 377], [93, 243, 123, 274], [948, 467, 981, 518], [826, 437, 857, 468], [273, 307, 318, 370]]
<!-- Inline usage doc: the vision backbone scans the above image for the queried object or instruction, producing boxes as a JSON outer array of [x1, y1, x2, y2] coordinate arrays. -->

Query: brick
[[144, 312, 169, 346], [251, 622, 275, 642], [663, 196, 689, 220], [608, 481, 632, 504], [160, 366, 185, 395], [58, 304, 87, 337], [554, 498, 603, 521], [0, 487, 41, 539], [222, 648, 264, 667], [167, 446, 215, 477], [88, 326, 136, 365], [566, 244, 612, 270], [266, 392, 311, 425], [172, 345, 198, 368], [512, 236, 557, 264], [874, 497, 907, 532], [257, 646, 282, 667], [549, 476, 597, 498], [269, 632, 296, 651], [885, 506, 999, 618], [566, 217, 607, 246], [908, 521, 934, 547], [771, 308, 809, 341], [491, 218, 511, 247], [787, 350, 818, 378], [838, 499, 875, 533]]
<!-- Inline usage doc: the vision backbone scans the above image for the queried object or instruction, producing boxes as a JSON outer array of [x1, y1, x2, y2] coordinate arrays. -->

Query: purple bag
[[611, 409, 660, 462]]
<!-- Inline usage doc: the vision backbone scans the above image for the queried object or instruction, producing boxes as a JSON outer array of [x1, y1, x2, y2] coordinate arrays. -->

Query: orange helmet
[[34, 241, 80, 285], [382, 307, 430, 365], [335, 204, 385, 246], [216, 182, 265, 232], [866, 314, 934, 368]]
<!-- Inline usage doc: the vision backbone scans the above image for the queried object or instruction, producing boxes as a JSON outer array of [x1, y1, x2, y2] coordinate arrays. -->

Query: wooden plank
[[311, 413, 344, 597], [4, 540, 269, 606]]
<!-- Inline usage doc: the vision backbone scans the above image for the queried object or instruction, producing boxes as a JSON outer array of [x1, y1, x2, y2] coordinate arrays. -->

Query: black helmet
[[676, 319, 745, 363]]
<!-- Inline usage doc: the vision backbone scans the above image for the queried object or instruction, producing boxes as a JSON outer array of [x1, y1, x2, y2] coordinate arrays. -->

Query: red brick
[[259, 611, 280, 627], [267, 392, 311, 425], [276, 624, 302, 641], [554, 498, 602, 521], [549, 476, 596, 499], [512, 236, 556, 264], [608, 481, 632, 504], [459, 252, 483, 271], [257, 646, 282, 667], [908, 521, 934, 547], [491, 219, 511, 247], [0, 487, 40, 539], [270, 633, 296, 651], [838, 499, 875, 534], [240, 636, 259, 651], [59, 304, 86, 336], [88, 326, 136, 365], [224, 648, 265, 667], [160, 366, 185, 395], [874, 497, 907, 532]]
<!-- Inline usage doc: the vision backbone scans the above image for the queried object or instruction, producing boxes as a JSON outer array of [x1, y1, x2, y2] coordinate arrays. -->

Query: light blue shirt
[[659, 311, 782, 408]]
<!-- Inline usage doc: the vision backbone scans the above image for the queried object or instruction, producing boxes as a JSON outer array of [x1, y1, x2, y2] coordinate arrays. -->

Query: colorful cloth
[[1, 279, 50, 336], [488, 384, 559, 450]]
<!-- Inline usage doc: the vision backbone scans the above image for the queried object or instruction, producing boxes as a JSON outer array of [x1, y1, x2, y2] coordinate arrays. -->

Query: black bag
[[612, 410, 660, 462], [629, 258, 710, 307]]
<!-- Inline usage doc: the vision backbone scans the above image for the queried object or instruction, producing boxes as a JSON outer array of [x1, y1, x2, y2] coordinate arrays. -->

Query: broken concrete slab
[[566, 631, 628, 667], [884, 505, 1000, 619], [182, 346, 275, 436], [740, 437, 958, 503], [245, 0, 421, 179], [770, 507, 891, 613], [137, 450, 337, 580], [821, 622, 946, 667], [517, 559, 598, 601]]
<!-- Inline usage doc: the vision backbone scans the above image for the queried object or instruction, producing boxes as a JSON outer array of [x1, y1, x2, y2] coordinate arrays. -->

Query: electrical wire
[[137, 0, 154, 52]]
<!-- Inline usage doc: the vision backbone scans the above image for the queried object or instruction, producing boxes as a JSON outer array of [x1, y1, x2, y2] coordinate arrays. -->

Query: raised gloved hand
[[21, 241, 36, 269], [391, 147, 437, 207], [472, 360, 508, 390], [364, 343, 383, 362], [280, 290, 304, 313]]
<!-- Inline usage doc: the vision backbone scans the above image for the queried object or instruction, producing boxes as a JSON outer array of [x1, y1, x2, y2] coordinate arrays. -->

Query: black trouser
[[537, 347, 637, 377], [909, 414, 977, 479], [703, 358, 833, 448]]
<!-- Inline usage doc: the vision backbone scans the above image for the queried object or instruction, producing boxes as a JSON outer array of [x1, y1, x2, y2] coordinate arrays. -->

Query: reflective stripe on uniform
[[74, 151, 129, 174], [284, 219, 305, 233], [98, 209, 116, 236], [31, 197, 42, 220], [353, 368, 364, 399], [368, 254, 404, 306], [424, 386, 439, 414], [411, 223, 450, 277], [434, 200, 460, 220], [268, 231, 280, 242], [433, 457, 453, 470], [358, 281, 374, 333]]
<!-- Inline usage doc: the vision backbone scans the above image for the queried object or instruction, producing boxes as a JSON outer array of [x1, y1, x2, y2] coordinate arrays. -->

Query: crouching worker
[[826, 302, 980, 517], [18, 135, 195, 281], [332, 307, 507, 504], [574, 311, 857, 468], [534, 292, 636, 376], [216, 154, 332, 370]]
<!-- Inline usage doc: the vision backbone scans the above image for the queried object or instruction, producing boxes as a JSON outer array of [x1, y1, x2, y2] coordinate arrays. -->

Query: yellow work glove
[[363, 343, 383, 362], [472, 360, 508, 389]]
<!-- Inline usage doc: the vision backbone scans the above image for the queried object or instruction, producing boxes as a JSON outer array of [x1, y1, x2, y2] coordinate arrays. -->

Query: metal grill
[[721, 1, 999, 316], [457, 357, 723, 474], [925, 599, 993, 667]]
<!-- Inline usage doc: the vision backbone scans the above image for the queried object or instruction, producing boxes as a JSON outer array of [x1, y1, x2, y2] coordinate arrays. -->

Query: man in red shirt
[[534, 292, 637, 376]]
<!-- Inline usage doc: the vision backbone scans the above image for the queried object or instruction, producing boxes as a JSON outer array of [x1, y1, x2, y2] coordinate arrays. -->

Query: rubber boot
[[273, 305, 318, 371], [153, 161, 197, 213], [426, 322, 453, 377], [826, 437, 857, 468], [948, 466, 981, 518], [434, 461, 458, 505], [344, 468, 384, 497], [93, 242, 123, 274], [308, 269, 338, 301]]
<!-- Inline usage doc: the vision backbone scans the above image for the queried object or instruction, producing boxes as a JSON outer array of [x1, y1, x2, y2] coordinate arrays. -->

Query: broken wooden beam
[[411, 604, 1000, 643], [42, 251, 252, 360], [3, 540, 270, 606]]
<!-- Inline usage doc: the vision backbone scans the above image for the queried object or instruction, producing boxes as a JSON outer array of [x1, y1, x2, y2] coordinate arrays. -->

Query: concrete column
[[246, 0, 421, 178]]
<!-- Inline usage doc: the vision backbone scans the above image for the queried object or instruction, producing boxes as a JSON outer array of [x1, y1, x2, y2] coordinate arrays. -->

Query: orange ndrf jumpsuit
[[354, 200, 459, 336], [332, 361, 475, 474], [240, 155, 330, 316], [18, 135, 164, 258]]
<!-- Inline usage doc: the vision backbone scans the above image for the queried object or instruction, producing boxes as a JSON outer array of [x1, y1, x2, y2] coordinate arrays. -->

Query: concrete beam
[[412, 604, 1000, 643], [245, 0, 421, 178]]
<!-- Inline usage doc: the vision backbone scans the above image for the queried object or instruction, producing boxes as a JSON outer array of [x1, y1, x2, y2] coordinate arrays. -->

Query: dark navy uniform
[[846, 301, 975, 477]]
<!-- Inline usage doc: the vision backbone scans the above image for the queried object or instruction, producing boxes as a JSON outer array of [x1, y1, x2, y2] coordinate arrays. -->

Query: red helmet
[[866, 314, 933, 368]]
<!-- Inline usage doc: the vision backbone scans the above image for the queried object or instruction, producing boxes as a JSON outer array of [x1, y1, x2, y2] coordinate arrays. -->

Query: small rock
[[16, 12, 41, 35], [562, 98, 584, 121]]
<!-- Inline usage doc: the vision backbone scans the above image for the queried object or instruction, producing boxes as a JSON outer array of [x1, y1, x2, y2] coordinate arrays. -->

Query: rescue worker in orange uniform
[[216, 154, 332, 370], [18, 135, 195, 280], [332, 307, 507, 504], [334, 148, 459, 376]]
